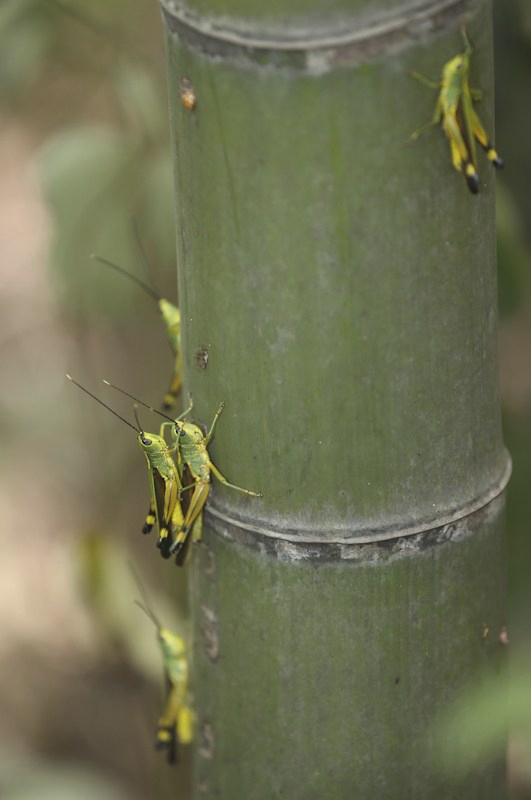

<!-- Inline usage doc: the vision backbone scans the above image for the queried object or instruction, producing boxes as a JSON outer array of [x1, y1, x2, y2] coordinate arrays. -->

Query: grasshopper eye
[[142, 436, 152, 446], [180, 429, 186, 437]]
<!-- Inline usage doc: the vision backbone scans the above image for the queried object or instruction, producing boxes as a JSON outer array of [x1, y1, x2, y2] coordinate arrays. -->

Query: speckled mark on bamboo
[[198, 721, 215, 759], [201, 605, 220, 661], [205, 491, 506, 564]]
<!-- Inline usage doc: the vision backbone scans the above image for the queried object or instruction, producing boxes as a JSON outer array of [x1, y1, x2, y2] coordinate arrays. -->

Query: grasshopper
[[102, 380, 204, 565], [131, 565, 194, 764], [134, 405, 189, 560], [102, 383, 262, 558], [410, 26, 503, 194], [91, 249, 182, 410], [167, 403, 262, 557], [67, 375, 187, 560]]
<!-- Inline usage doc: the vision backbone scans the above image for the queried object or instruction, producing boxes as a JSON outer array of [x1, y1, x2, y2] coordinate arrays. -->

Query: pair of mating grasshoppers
[[68, 375, 262, 565], [410, 26, 503, 193]]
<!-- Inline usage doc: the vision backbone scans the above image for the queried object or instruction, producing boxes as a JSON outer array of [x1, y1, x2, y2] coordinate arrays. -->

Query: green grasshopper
[[102, 380, 204, 565], [133, 404, 190, 561], [102, 383, 262, 558], [91, 253, 182, 410], [410, 26, 503, 194], [167, 403, 262, 557], [131, 565, 194, 765], [67, 375, 187, 560]]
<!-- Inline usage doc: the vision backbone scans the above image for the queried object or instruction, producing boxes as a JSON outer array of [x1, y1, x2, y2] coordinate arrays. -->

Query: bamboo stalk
[[161, 0, 508, 796]]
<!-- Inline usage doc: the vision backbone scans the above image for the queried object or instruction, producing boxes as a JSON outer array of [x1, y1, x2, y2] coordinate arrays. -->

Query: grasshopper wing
[[152, 468, 179, 559]]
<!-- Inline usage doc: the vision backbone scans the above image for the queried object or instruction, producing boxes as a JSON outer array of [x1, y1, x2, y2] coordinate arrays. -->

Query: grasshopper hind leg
[[446, 120, 480, 194], [482, 141, 503, 170], [156, 684, 182, 764], [470, 108, 504, 169], [463, 161, 480, 194], [155, 723, 178, 764], [170, 482, 210, 557], [142, 501, 156, 535], [162, 386, 180, 411], [173, 515, 203, 566], [158, 535, 173, 559], [156, 519, 176, 559], [487, 149, 504, 169], [162, 363, 182, 411]]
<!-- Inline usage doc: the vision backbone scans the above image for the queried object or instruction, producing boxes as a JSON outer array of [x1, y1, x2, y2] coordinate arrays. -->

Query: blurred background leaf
[[433, 651, 531, 798], [0, 754, 137, 800]]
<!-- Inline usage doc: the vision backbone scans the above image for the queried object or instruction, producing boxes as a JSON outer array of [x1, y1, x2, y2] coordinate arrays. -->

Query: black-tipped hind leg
[[155, 723, 178, 765], [487, 148, 503, 169], [142, 501, 156, 535], [463, 161, 480, 194], [157, 529, 173, 559]]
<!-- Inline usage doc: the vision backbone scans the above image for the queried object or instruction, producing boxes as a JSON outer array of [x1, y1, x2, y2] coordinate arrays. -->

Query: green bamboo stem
[[161, 0, 508, 796]]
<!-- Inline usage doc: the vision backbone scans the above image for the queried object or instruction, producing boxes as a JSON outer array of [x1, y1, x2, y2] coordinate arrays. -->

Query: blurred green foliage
[[431, 651, 531, 800], [0, 3, 186, 796], [0, 0, 176, 320], [496, 185, 531, 317], [434, 656, 531, 776], [0, 1, 57, 98], [76, 531, 189, 677], [0, 755, 136, 800], [40, 112, 174, 320]]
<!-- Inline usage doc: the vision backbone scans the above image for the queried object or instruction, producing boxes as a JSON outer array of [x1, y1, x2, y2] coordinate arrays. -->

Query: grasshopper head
[[173, 420, 203, 445], [159, 629, 188, 686], [444, 26, 473, 83], [137, 431, 167, 457], [159, 298, 181, 332], [442, 50, 470, 91], [159, 628, 187, 661]]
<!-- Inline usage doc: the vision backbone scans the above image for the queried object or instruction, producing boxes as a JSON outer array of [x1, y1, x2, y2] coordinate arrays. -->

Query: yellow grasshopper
[[102, 381, 204, 565], [131, 566, 194, 764], [410, 26, 503, 193], [67, 375, 187, 560], [91, 252, 182, 410], [167, 403, 262, 558], [102, 382, 262, 561]]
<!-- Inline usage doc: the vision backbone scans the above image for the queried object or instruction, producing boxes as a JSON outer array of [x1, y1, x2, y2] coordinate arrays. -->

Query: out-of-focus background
[[0, 1, 529, 798], [0, 1, 189, 798]]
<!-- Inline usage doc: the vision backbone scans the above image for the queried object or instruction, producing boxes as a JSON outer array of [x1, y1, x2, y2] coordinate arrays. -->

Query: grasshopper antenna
[[460, 24, 473, 54], [129, 561, 162, 629], [132, 218, 160, 297], [103, 379, 181, 425], [133, 404, 147, 436], [90, 254, 160, 303], [66, 374, 140, 433]]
